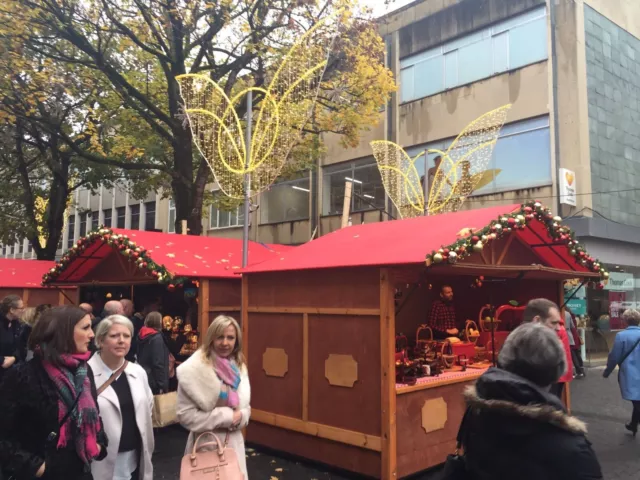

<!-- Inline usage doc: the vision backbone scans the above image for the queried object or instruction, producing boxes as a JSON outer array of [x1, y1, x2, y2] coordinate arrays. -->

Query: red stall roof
[[0, 259, 63, 289], [243, 203, 603, 279], [44, 229, 294, 285], [244, 205, 520, 273]]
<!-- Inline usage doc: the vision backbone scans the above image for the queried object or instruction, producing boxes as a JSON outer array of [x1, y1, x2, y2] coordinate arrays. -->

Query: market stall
[[0, 258, 78, 306], [240, 202, 606, 480], [42, 228, 291, 352]]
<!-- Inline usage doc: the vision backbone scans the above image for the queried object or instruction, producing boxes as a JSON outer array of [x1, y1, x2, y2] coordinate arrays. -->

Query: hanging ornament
[[473, 242, 484, 253], [433, 253, 444, 264], [448, 252, 458, 264]]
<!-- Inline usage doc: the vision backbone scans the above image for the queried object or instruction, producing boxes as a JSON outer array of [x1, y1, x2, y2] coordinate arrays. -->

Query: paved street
[[153, 365, 639, 479]]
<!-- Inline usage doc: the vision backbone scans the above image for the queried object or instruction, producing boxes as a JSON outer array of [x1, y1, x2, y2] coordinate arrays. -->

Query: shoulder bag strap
[[619, 338, 640, 368], [97, 360, 129, 396]]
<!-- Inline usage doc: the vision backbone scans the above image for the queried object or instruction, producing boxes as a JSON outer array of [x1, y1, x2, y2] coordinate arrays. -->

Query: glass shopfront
[[587, 267, 640, 331]]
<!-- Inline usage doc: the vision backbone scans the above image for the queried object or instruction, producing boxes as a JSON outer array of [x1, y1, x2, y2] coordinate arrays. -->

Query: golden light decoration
[[371, 104, 512, 218], [176, 14, 339, 199]]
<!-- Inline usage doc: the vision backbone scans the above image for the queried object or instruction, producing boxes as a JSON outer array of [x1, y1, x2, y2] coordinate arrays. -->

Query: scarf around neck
[[214, 356, 241, 408], [41, 351, 101, 465]]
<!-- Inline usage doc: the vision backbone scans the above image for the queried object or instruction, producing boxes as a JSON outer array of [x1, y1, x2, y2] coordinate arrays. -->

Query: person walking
[[0, 305, 107, 480], [522, 298, 573, 398], [460, 322, 602, 480], [0, 295, 25, 383], [565, 307, 585, 378], [89, 315, 154, 480], [603, 308, 640, 436], [137, 312, 171, 395], [176, 315, 251, 479], [17, 307, 39, 362]]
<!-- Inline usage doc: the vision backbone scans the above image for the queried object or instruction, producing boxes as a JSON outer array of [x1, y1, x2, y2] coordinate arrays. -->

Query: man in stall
[[428, 285, 460, 340]]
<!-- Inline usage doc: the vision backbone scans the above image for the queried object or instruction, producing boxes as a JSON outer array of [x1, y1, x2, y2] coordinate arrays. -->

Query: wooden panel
[[198, 279, 210, 337], [241, 276, 248, 359], [252, 410, 381, 451], [247, 306, 380, 315], [248, 312, 303, 418], [325, 354, 358, 388], [307, 314, 381, 436], [247, 422, 381, 478], [0, 288, 26, 300], [208, 279, 241, 309], [247, 268, 380, 310], [396, 381, 471, 478], [302, 313, 309, 421], [262, 348, 289, 377], [380, 268, 397, 480], [28, 288, 65, 307]]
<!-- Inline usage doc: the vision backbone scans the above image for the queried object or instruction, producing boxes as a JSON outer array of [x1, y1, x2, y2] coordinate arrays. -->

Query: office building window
[[103, 208, 112, 228], [404, 116, 552, 195], [130, 204, 140, 230], [27, 242, 32, 253], [116, 207, 126, 228], [322, 158, 386, 216], [400, 6, 547, 103], [168, 200, 176, 233], [144, 201, 156, 230], [17, 241, 23, 255], [210, 192, 244, 229], [260, 174, 310, 224], [7, 245, 12, 256], [90, 211, 99, 231], [67, 215, 76, 249], [79, 213, 87, 238], [1, 245, 5, 256]]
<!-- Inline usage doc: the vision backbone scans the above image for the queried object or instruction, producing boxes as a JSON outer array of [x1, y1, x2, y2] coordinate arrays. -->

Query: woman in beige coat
[[176, 315, 251, 478]]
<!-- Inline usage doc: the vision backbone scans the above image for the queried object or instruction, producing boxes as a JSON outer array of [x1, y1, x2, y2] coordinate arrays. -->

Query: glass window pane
[[130, 204, 140, 230], [322, 165, 352, 215], [458, 38, 492, 85], [444, 51, 458, 89], [492, 6, 546, 34], [509, 17, 548, 68], [168, 201, 175, 233], [400, 66, 414, 103], [400, 46, 441, 68], [116, 207, 126, 228], [413, 56, 443, 99], [444, 30, 486, 53], [210, 204, 219, 229], [493, 32, 509, 73], [260, 178, 310, 224], [352, 164, 386, 212], [218, 210, 230, 228], [103, 209, 112, 228], [492, 124, 551, 192]]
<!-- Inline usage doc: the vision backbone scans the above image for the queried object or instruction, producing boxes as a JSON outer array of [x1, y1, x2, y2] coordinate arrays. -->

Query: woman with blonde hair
[[176, 315, 251, 478]]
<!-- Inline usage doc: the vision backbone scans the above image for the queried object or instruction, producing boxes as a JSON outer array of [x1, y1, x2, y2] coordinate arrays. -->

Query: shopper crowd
[[0, 295, 251, 480]]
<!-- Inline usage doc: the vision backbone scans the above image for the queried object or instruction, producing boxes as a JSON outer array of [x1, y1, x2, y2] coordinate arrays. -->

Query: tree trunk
[[171, 125, 201, 235]]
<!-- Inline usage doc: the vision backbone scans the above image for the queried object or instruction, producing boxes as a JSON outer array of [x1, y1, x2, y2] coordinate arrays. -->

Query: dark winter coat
[[126, 314, 144, 362], [0, 313, 22, 383], [0, 357, 108, 480], [137, 327, 169, 394], [462, 368, 602, 480]]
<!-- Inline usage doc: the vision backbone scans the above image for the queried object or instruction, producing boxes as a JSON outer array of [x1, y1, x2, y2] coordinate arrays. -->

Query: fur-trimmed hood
[[465, 367, 588, 435], [176, 349, 250, 412], [464, 384, 587, 435]]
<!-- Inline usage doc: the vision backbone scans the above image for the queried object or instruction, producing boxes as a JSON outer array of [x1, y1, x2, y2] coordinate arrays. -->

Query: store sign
[[566, 298, 587, 316], [605, 272, 635, 291], [559, 168, 577, 206]]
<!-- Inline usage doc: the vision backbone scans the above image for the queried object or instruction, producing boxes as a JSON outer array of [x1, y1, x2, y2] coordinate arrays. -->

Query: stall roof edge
[[0, 259, 76, 289]]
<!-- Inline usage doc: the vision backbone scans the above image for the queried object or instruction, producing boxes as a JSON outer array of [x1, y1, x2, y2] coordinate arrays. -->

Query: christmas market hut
[[42, 228, 292, 355], [0, 259, 78, 306], [240, 201, 607, 480]]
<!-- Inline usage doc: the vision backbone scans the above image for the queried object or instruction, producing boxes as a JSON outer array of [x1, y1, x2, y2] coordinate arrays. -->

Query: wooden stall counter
[[395, 365, 489, 478]]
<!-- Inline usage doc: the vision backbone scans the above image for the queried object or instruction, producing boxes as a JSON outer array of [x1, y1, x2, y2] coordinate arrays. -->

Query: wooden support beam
[[251, 410, 382, 452], [22, 289, 30, 306], [242, 276, 249, 361], [246, 306, 380, 316], [198, 279, 210, 342], [496, 234, 515, 266], [302, 313, 309, 422], [208, 306, 241, 312], [380, 268, 397, 480]]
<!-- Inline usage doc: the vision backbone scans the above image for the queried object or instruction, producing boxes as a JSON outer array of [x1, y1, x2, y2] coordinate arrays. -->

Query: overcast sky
[[370, 0, 417, 18]]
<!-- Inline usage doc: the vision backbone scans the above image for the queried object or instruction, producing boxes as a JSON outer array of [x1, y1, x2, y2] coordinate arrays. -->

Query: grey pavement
[[152, 366, 635, 479]]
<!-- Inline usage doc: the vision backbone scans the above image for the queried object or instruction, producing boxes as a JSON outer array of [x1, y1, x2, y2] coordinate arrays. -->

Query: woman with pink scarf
[[177, 315, 251, 478], [0, 305, 107, 480]]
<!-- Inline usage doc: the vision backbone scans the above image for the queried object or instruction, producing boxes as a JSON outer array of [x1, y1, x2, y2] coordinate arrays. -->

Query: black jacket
[[0, 313, 22, 382], [0, 358, 108, 480], [137, 328, 170, 394], [462, 368, 602, 480]]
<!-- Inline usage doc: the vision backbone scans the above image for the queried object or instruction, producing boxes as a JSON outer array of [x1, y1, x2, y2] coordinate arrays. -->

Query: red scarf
[[41, 351, 101, 465]]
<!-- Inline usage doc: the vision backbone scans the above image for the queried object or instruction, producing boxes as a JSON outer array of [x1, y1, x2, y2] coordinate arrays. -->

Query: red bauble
[[104, 234, 110, 241], [471, 236, 480, 243], [119, 244, 126, 250], [579, 251, 586, 257], [443, 248, 450, 254], [132, 252, 139, 259], [507, 218, 516, 226], [167, 284, 175, 292], [141, 262, 147, 268], [524, 206, 533, 214], [151, 270, 158, 276], [597, 283, 604, 290], [526, 214, 535, 221], [479, 276, 485, 280]]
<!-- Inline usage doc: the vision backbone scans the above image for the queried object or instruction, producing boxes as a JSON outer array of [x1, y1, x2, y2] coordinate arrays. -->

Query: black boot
[[625, 423, 637, 437]]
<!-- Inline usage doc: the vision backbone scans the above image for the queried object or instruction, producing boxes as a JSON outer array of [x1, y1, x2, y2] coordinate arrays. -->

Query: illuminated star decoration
[[176, 13, 340, 199], [371, 104, 512, 219]]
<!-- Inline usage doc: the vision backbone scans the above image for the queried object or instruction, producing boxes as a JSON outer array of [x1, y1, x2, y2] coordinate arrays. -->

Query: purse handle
[[190, 431, 232, 467]]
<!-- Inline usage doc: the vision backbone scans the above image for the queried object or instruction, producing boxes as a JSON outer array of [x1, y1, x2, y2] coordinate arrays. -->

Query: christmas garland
[[42, 227, 188, 291], [425, 201, 609, 288]]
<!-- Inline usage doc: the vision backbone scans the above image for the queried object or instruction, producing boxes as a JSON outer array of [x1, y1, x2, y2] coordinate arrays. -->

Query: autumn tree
[[0, 0, 395, 234]]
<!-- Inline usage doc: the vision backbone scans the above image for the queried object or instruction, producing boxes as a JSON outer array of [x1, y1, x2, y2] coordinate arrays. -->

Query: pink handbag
[[180, 432, 244, 480]]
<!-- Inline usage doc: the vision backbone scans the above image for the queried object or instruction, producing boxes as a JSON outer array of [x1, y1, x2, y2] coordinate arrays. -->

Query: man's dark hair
[[441, 284, 453, 292], [0, 295, 22, 315], [29, 305, 89, 365], [523, 298, 559, 323]]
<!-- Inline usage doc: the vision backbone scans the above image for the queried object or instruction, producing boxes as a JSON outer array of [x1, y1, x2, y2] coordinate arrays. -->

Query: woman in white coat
[[89, 315, 155, 480], [177, 315, 251, 478]]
